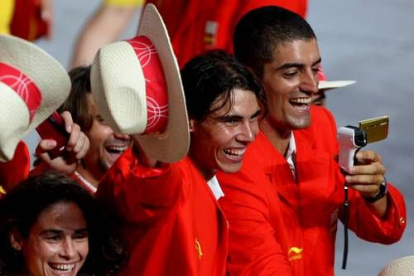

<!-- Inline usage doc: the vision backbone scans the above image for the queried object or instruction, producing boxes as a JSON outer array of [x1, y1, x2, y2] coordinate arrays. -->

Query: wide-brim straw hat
[[0, 35, 71, 161], [378, 255, 414, 276], [318, 66, 356, 91], [91, 4, 189, 163]]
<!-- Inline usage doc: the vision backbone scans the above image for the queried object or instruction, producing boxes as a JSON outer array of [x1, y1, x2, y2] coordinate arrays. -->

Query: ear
[[9, 228, 23, 251]]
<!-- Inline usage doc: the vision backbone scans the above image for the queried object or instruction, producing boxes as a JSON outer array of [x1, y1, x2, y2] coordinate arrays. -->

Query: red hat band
[[318, 65, 327, 82], [0, 62, 42, 122], [127, 36, 169, 135]]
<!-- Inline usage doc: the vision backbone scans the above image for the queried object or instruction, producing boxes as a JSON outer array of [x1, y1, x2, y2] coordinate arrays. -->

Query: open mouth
[[105, 146, 129, 155], [289, 97, 311, 111], [49, 263, 76, 274], [223, 148, 246, 161]]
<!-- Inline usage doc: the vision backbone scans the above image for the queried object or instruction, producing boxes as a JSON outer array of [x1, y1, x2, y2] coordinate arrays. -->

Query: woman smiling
[[0, 172, 125, 276]]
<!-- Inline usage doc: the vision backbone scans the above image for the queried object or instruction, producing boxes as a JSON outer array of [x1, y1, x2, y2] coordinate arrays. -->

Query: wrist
[[363, 178, 387, 203]]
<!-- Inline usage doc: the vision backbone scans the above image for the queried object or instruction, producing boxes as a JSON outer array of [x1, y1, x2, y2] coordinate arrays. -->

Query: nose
[[60, 238, 76, 259], [300, 68, 319, 95], [237, 121, 258, 143]]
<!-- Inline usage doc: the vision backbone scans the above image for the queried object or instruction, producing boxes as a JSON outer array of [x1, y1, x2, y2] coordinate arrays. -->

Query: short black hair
[[0, 172, 125, 276], [181, 50, 267, 123], [234, 6, 316, 78]]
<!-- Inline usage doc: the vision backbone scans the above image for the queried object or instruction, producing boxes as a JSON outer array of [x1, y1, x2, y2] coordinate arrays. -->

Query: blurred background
[[30, 0, 413, 275]]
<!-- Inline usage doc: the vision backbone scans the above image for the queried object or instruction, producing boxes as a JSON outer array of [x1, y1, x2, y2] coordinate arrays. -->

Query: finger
[[35, 140, 57, 163], [72, 133, 86, 153], [349, 162, 386, 176], [355, 150, 382, 163], [35, 140, 57, 155], [350, 183, 380, 194], [76, 136, 90, 160], [60, 111, 73, 133], [346, 173, 384, 185], [66, 124, 81, 151]]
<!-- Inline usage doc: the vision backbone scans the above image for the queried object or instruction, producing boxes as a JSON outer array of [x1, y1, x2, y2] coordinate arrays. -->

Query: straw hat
[[0, 35, 71, 162], [378, 256, 414, 276], [318, 66, 356, 91], [91, 4, 189, 163]]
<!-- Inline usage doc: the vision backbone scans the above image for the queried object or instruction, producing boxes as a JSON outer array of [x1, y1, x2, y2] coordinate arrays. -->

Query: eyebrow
[[251, 109, 262, 118], [276, 57, 322, 71], [40, 228, 88, 235], [219, 108, 262, 121]]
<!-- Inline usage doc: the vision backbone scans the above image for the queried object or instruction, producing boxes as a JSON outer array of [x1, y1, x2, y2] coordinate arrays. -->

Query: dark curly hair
[[0, 171, 126, 276], [180, 50, 267, 123]]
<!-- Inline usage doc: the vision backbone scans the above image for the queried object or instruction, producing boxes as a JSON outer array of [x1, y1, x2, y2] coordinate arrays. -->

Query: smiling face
[[17, 202, 89, 276], [83, 94, 132, 184], [262, 39, 321, 135], [189, 88, 261, 180]]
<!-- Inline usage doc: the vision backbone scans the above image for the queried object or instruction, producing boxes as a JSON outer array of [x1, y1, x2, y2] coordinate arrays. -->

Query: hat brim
[[0, 35, 70, 160], [134, 4, 190, 163], [318, 80, 356, 91], [378, 255, 414, 276]]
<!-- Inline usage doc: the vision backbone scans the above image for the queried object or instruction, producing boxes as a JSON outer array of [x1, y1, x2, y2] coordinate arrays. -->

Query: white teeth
[[106, 146, 127, 153], [289, 97, 311, 104], [50, 263, 75, 272], [224, 148, 246, 156]]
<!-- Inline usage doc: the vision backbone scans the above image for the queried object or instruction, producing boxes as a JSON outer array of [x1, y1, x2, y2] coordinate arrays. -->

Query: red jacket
[[217, 107, 406, 276], [0, 141, 30, 197], [147, 0, 308, 68], [96, 149, 228, 276]]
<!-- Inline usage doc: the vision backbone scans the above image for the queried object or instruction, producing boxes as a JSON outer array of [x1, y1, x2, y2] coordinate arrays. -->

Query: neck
[[260, 119, 292, 156], [188, 154, 215, 182]]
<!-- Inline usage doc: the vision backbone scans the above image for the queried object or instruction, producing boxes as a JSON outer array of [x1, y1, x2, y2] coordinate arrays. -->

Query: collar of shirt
[[285, 133, 297, 179], [207, 175, 225, 200]]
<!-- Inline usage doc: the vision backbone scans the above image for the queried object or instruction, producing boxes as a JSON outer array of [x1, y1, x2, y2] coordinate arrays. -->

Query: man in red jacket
[[217, 6, 407, 276], [92, 5, 266, 275], [96, 50, 266, 275]]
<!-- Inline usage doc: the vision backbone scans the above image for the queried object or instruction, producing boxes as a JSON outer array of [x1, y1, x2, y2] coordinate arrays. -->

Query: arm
[[96, 138, 185, 224], [70, 4, 139, 67], [344, 177, 406, 244], [332, 121, 406, 242]]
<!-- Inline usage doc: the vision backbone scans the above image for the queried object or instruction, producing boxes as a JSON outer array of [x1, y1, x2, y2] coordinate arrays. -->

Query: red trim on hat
[[318, 65, 327, 81], [126, 36, 169, 135], [0, 62, 42, 122]]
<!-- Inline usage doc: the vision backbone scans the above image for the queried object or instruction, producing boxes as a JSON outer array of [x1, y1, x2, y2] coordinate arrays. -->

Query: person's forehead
[[270, 39, 320, 65]]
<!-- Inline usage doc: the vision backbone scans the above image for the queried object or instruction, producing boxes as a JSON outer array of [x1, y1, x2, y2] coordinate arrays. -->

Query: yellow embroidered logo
[[288, 247, 303, 261], [195, 238, 203, 259]]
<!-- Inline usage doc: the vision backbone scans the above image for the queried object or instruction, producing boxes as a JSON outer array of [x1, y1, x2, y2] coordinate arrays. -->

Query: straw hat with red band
[[318, 66, 356, 91], [91, 4, 189, 163], [0, 34, 71, 162], [377, 255, 414, 276]]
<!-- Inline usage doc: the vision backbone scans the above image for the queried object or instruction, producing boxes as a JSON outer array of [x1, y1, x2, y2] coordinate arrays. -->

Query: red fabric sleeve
[[96, 148, 185, 224], [343, 184, 406, 244]]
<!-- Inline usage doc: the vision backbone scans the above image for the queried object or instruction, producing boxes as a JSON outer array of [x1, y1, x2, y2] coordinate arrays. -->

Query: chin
[[290, 117, 311, 130], [219, 163, 242, 174]]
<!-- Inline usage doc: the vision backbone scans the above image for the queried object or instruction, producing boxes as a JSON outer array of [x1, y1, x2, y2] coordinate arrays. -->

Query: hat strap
[[0, 62, 42, 122], [127, 36, 169, 135]]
